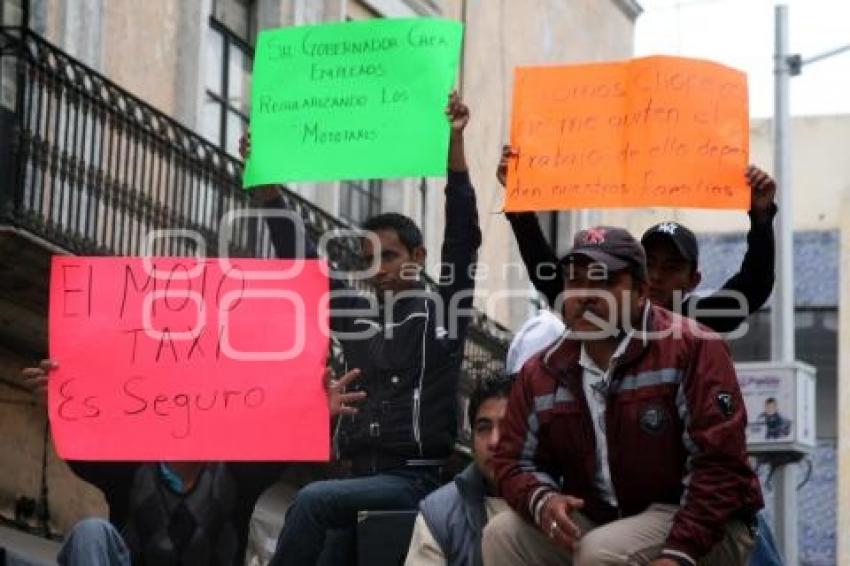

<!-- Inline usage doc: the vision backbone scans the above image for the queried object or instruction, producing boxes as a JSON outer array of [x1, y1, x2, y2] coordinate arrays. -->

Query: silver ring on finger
[[548, 520, 558, 538]]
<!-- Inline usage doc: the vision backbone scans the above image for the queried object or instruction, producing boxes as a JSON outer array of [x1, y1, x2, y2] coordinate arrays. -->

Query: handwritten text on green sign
[[243, 19, 463, 187]]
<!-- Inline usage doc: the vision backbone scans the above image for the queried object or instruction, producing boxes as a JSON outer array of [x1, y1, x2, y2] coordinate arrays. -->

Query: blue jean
[[270, 468, 439, 566], [749, 512, 784, 566], [57, 518, 130, 566]]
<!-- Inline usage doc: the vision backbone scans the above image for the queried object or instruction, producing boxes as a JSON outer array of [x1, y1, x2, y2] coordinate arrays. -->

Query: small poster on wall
[[736, 362, 816, 454]]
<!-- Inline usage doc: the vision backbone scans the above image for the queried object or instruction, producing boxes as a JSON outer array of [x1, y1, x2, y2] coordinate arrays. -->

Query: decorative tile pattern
[[757, 440, 837, 565], [695, 231, 839, 308]]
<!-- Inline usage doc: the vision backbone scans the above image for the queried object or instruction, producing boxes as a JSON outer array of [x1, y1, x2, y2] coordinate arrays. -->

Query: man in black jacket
[[497, 145, 776, 334], [251, 93, 481, 566]]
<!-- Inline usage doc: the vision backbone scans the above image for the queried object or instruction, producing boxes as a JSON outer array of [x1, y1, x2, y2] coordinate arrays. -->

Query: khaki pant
[[481, 504, 754, 566]]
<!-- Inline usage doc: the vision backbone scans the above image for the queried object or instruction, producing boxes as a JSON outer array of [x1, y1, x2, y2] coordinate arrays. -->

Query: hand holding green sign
[[243, 18, 463, 187]]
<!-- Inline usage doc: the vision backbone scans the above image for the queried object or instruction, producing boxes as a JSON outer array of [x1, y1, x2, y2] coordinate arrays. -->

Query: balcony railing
[[0, 28, 512, 441]]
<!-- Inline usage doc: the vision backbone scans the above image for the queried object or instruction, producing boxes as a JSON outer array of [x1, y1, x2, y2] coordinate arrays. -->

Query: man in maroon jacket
[[483, 226, 763, 566]]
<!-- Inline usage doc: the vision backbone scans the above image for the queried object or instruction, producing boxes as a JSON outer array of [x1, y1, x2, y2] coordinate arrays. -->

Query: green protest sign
[[243, 18, 463, 187]]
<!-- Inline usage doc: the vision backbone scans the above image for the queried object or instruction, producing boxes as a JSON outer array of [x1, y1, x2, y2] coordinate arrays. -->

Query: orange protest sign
[[505, 56, 749, 211]]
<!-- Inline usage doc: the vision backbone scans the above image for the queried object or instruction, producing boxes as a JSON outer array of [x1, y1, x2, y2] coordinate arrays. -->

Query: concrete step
[[0, 525, 59, 566]]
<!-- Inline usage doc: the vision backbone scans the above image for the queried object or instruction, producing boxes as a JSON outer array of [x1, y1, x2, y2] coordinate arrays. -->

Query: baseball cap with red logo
[[561, 226, 648, 281]]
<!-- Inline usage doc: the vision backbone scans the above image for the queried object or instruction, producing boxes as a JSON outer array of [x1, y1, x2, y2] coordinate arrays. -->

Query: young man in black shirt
[[245, 93, 482, 566]]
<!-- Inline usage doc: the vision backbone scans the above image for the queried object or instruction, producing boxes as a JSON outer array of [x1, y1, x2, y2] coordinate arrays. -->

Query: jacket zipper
[[413, 387, 423, 455], [412, 300, 430, 457], [605, 361, 621, 510], [332, 362, 349, 460]]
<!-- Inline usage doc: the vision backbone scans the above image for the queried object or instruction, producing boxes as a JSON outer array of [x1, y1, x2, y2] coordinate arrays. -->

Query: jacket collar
[[455, 463, 489, 530], [542, 302, 655, 380], [456, 463, 488, 503], [376, 281, 429, 312]]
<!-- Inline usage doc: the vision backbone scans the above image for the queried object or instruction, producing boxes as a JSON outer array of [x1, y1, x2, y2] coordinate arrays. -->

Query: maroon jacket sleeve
[[664, 335, 762, 561], [492, 361, 559, 523]]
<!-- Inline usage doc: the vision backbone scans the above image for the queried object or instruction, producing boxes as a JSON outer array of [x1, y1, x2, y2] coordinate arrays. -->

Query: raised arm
[[438, 93, 482, 345], [239, 134, 363, 334], [497, 145, 563, 308], [692, 165, 776, 333], [239, 133, 316, 260]]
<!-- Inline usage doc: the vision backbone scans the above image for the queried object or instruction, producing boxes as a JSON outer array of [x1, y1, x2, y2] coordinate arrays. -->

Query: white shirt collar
[[543, 301, 651, 368], [578, 329, 633, 374]]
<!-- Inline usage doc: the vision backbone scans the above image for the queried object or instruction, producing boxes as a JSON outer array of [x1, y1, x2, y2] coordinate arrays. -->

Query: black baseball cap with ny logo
[[641, 221, 699, 266]]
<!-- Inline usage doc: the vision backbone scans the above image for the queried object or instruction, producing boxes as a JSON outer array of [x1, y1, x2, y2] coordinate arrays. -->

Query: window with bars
[[202, 0, 254, 157], [0, 0, 20, 109], [340, 179, 383, 226], [0, 0, 25, 27]]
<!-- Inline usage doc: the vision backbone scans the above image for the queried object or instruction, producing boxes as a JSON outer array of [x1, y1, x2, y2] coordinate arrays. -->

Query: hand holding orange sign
[[505, 56, 749, 212]]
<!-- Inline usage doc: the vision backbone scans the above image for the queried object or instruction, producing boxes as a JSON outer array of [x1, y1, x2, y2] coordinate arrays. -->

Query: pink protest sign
[[48, 256, 330, 461]]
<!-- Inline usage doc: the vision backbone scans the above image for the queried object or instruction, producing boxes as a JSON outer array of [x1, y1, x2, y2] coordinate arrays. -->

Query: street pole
[[772, 7, 795, 365], [772, 6, 798, 565]]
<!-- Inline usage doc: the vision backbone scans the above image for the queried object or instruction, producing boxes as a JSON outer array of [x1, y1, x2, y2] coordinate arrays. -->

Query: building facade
[[0, 0, 640, 540]]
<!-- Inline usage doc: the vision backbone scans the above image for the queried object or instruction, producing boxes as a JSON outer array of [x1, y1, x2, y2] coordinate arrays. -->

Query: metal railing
[[0, 28, 258, 258], [0, 29, 512, 437]]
